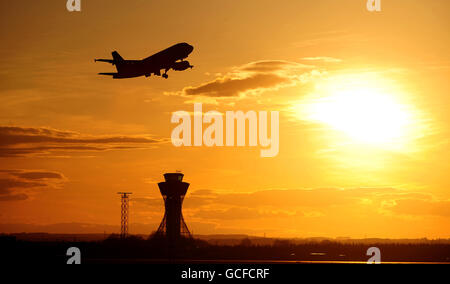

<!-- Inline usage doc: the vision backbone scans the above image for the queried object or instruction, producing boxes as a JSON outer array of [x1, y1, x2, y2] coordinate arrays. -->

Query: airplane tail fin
[[112, 51, 124, 63]]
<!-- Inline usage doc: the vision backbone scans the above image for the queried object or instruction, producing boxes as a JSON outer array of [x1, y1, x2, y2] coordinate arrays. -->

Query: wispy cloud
[[0, 126, 167, 157], [135, 187, 450, 218], [183, 73, 292, 97], [384, 198, 450, 217], [301, 57, 342, 63], [0, 169, 66, 201], [292, 31, 367, 49]]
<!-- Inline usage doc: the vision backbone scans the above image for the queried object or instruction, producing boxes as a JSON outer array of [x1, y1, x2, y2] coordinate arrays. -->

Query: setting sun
[[295, 74, 421, 150]]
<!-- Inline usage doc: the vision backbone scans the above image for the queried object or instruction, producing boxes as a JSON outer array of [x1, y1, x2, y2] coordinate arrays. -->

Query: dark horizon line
[[3, 232, 450, 242]]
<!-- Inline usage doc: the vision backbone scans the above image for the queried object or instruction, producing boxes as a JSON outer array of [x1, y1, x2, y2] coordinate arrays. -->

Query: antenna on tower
[[117, 192, 132, 239]]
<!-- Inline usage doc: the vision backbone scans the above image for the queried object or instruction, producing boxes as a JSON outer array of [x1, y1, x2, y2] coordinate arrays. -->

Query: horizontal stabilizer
[[95, 59, 115, 64], [98, 72, 117, 76]]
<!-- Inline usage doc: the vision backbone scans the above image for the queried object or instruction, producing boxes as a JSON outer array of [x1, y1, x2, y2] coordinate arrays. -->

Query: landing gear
[[162, 68, 169, 79]]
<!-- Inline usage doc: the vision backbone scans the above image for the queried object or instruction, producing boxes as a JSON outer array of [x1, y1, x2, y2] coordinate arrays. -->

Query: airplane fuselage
[[96, 42, 194, 79]]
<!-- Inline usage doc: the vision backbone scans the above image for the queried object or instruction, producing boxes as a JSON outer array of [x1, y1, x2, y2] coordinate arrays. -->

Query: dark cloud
[[0, 169, 66, 202], [0, 126, 162, 146], [10, 171, 64, 180], [172, 60, 318, 98], [0, 126, 166, 157], [0, 193, 28, 201], [0, 178, 46, 193]]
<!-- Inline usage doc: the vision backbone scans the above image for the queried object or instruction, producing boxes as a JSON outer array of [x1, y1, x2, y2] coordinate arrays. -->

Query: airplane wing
[[142, 51, 174, 69], [142, 56, 176, 73]]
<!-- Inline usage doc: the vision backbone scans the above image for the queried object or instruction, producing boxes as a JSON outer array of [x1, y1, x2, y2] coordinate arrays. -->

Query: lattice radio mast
[[117, 192, 132, 238]]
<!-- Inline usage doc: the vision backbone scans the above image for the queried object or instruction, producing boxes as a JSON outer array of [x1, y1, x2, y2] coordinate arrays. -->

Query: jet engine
[[172, 61, 192, 71]]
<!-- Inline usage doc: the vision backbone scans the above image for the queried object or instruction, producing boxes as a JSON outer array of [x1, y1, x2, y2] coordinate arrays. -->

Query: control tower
[[156, 172, 191, 240]]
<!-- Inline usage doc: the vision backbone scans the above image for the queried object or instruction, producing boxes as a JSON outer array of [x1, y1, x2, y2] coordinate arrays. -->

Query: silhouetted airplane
[[95, 42, 194, 79]]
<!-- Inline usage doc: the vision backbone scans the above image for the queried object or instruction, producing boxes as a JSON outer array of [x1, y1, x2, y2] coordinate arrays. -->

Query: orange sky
[[0, 0, 449, 238]]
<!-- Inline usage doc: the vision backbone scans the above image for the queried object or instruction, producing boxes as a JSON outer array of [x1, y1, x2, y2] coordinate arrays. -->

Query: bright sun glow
[[308, 87, 410, 144], [295, 74, 420, 149]]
